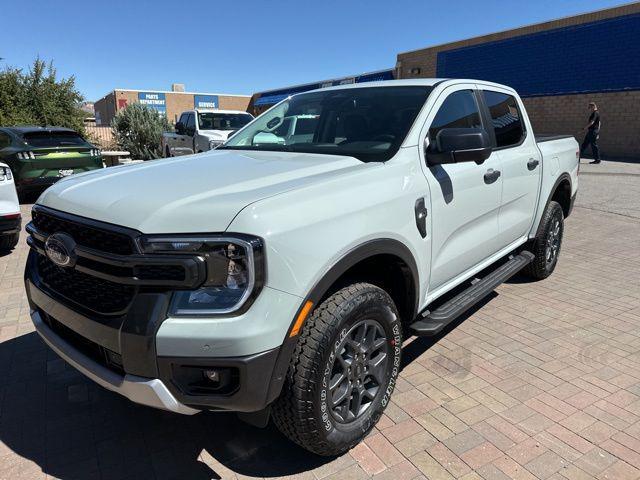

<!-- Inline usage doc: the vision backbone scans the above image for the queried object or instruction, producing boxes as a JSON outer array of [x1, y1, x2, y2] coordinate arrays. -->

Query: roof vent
[[172, 83, 185, 92]]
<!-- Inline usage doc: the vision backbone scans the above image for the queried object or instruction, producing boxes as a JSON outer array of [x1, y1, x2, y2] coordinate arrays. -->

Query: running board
[[409, 251, 535, 337]]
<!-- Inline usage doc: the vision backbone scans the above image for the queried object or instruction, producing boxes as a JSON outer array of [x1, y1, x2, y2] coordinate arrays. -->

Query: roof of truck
[[313, 78, 516, 93], [192, 109, 253, 115]]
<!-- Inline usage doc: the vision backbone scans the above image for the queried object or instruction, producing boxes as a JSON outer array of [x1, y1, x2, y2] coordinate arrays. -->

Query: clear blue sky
[[1, 0, 628, 101]]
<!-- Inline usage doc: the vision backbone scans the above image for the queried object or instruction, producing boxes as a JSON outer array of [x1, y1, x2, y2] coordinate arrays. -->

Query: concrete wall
[[397, 3, 640, 158], [523, 91, 640, 158]]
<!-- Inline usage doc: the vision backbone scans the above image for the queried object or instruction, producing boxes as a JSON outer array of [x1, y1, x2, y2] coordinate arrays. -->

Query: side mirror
[[175, 121, 185, 135], [426, 128, 492, 166]]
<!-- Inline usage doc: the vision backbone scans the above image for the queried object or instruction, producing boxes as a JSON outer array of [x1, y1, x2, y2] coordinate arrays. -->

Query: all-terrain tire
[[272, 283, 402, 456], [524, 200, 564, 280], [0, 232, 19, 252]]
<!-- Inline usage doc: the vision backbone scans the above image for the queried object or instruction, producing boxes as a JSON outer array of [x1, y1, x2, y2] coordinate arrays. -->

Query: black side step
[[409, 251, 534, 337]]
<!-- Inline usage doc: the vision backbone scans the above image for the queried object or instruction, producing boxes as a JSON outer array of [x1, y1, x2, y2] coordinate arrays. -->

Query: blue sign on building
[[138, 92, 167, 115], [436, 13, 640, 97], [194, 95, 219, 109]]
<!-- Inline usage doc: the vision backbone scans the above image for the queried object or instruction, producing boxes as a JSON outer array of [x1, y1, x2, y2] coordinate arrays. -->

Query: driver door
[[419, 85, 503, 293]]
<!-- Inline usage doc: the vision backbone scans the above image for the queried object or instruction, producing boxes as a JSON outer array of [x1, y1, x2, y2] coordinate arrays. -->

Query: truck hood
[[37, 150, 366, 233], [199, 130, 233, 140]]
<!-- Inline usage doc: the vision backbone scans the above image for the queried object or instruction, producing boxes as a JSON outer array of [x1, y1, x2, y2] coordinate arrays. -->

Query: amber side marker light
[[289, 300, 313, 337]]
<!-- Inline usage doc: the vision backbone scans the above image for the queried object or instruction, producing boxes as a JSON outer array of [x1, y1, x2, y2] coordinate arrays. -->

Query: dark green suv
[[0, 126, 103, 195]]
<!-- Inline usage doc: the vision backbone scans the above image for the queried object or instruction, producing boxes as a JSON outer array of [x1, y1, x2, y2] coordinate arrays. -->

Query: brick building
[[396, 3, 640, 158], [94, 84, 251, 126]]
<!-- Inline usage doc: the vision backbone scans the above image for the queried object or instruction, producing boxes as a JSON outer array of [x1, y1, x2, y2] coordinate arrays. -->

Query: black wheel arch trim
[[265, 238, 420, 406], [547, 173, 572, 216]]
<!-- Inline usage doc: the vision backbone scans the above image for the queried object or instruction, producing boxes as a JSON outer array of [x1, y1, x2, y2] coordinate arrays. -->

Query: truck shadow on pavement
[[0, 293, 499, 479], [0, 333, 329, 479]]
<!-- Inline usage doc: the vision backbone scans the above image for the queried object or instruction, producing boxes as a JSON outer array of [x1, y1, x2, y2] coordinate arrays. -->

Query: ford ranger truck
[[162, 109, 254, 157], [25, 79, 578, 455]]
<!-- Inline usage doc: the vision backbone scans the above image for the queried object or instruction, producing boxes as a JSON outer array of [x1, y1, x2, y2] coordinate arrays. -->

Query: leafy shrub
[[111, 103, 170, 160]]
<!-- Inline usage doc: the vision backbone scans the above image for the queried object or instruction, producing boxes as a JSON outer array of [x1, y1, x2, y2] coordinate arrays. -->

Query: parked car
[[25, 79, 578, 455], [0, 126, 103, 196], [162, 109, 254, 157], [0, 162, 21, 251]]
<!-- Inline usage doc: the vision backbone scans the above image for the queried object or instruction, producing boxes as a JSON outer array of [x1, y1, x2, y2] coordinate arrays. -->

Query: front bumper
[[0, 215, 21, 235], [25, 260, 296, 414], [32, 307, 199, 415]]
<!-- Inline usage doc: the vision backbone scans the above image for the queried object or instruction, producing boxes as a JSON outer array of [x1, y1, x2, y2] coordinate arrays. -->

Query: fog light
[[203, 369, 220, 383]]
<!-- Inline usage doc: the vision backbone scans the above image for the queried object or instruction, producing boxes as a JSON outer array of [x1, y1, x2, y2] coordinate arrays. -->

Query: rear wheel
[[165, 146, 172, 158], [524, 200, 564, 279], [272, 283, 402, 456]]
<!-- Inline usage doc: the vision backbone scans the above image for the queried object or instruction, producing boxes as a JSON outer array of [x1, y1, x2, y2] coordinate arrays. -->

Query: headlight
[[0, 166, 12, 182], [139, 235, 264, 315], [209, 139, 224, 150]]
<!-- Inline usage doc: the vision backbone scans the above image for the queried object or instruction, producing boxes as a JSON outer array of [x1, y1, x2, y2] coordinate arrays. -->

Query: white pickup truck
[[25, 79, 578, 455], [161, 109, 254, 157]]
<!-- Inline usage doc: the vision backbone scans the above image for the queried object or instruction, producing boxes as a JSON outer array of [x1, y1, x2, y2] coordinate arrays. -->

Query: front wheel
[[524, 200, 564, 280], [272, 283, 402, 456]]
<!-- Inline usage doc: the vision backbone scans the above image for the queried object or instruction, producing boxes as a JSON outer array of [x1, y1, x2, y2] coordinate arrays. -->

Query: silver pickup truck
[[161, 109, 254, 157]]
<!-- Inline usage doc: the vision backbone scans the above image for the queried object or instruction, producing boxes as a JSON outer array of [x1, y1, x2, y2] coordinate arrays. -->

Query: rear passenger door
[[420, 85, 504, 293], [480, 88, 542, 245]]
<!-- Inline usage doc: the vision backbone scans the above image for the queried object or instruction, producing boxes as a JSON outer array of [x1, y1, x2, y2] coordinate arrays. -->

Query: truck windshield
[[198, 113, 253, 131], [220, 86, 432, 162]]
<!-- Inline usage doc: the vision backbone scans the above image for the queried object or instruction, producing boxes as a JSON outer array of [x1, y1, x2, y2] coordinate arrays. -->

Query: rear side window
[[23, 132, 87, 148], [178, 113, 189, 125], [483, 91, 525, 148], [429, 90, 482, 142]]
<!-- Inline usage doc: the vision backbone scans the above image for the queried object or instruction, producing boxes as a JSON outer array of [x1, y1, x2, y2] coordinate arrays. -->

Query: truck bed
[[535, 134, 575, 143]]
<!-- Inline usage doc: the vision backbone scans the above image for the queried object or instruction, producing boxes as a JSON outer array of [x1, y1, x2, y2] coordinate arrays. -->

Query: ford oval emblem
[[45, 233, 77, 268]]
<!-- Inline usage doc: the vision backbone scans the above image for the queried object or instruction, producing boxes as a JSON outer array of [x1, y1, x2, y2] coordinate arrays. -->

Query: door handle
[[527, 158, 540, 170], [414, 198, 428, 238], [484, 169, 501, 184]]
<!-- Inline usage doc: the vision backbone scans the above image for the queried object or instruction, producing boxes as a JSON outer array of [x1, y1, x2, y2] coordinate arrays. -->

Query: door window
[[429, 90, 482, 143], [482, 91, 525, 148], [178, 113, 189, 126], [185, 114, 196, 134]]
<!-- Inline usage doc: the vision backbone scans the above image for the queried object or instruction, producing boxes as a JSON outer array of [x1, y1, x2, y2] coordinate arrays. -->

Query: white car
[[0, 162, 21, 251], [162, 109, 254, 157], [26, 79, 578, 455]]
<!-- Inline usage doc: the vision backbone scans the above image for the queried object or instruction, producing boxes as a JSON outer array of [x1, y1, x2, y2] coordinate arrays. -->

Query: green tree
[[111, 103, 170, 160], [0, 58, 86, 131]]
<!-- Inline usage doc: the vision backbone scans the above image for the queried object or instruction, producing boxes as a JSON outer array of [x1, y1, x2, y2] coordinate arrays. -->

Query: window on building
[[429, 90, 482, 143], [483, 90, 525, 148]]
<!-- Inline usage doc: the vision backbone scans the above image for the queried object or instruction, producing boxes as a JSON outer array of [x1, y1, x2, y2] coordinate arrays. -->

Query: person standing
[[580, 102, 601, 164]]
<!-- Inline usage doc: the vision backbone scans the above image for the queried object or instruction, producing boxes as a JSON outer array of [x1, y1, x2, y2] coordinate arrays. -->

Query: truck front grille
[[37, 255, 136, 315], [32, 209, 135, 255]]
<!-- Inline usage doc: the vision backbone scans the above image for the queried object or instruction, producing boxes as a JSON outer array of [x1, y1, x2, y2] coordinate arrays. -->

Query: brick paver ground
[[0, 160, 639, 479]]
